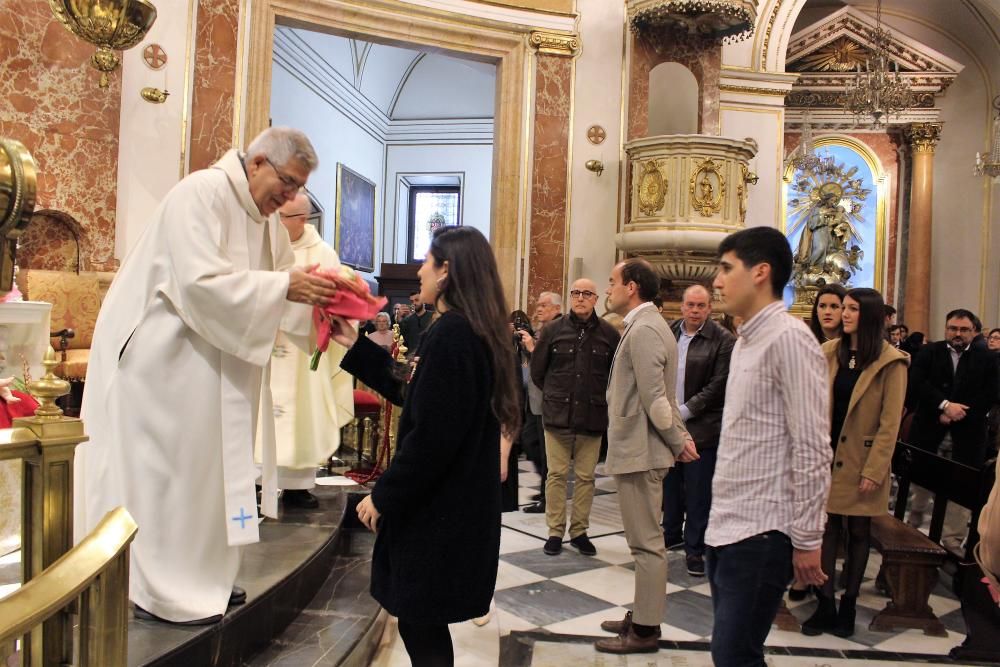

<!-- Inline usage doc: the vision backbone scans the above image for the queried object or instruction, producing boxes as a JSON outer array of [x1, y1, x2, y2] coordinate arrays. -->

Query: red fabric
[[353, 389, 380, 409], [312, 268, 387, 354], [0, 390, 39, 428]]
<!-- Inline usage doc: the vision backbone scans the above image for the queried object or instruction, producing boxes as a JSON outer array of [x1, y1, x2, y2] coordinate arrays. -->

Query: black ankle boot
[[801, 595, 837, 636], [832, 595, 857, 638]]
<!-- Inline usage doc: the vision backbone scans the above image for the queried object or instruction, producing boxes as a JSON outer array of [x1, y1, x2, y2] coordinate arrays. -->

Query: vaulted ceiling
[[284, 29, 496, 122]]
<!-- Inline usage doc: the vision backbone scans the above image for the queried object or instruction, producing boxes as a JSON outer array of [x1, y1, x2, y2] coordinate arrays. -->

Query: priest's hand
[[327, 314, 359, 348], [357, 495, 380, 532], [287, 264, 338, 306]]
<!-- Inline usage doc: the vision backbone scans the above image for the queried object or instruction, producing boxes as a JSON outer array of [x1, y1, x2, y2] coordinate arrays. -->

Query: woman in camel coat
[[802, 287, 907, 639]]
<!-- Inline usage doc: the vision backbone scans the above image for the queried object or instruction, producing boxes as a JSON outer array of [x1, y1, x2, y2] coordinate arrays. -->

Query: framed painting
[[335, 164, 377, 273]]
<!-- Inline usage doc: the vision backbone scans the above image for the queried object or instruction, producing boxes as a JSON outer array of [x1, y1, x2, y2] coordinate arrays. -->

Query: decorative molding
[[760, 0, 784, 72], [786, 90, 935, 109], [528, 30, 580, 56], [719, 83, 788, 96], [637, 160, 667, 216], [904, 122, 942, 153]]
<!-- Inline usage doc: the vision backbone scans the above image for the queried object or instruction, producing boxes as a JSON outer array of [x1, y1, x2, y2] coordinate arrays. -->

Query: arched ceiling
[[287, 29, 496, 121], [790, 0, 1000, 84]]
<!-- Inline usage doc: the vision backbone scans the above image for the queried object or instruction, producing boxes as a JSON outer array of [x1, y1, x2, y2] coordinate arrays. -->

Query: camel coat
[[823, 339, 908, 516]]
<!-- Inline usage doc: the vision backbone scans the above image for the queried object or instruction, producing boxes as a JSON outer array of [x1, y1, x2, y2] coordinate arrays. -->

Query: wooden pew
[[873, 442, 996, 640]]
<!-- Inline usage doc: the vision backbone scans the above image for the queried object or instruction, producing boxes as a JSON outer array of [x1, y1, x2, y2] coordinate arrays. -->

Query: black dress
[[341, 311, 501, 624], [831, 353, 861, 449]]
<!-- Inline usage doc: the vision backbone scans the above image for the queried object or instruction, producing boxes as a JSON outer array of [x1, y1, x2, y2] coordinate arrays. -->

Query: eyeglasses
[[264, 157, 305, 193], [945, 325, 974, 335], [570, 290, 597, 299], [279, 212, 307, 220]]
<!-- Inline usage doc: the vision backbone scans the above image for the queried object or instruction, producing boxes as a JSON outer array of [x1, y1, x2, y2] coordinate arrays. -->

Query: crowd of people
[[68, 126, 1000, 667]]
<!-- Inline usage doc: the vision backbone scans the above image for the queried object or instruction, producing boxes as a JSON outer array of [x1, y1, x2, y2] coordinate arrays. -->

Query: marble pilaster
[[189, 0, 240, 172], [0, 0, 121, 271], [527, 53, 573, 309], [902, 122, 941, 336]]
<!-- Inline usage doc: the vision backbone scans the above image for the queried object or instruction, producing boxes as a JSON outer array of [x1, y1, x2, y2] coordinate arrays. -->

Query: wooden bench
[[870, 513, 947, 636], [873, 442, 997, 640]]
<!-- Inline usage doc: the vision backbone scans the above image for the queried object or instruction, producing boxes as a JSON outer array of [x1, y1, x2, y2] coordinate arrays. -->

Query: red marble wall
[[628, 34, 721, 141], [0, 1, 121, 271], [526, 55, 573, 310], [784, 131, 904, 304], [189, 0, 240, 173]]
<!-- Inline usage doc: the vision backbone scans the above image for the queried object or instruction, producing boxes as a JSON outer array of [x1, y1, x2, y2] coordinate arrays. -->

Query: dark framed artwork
[[335, 164, 377, 272]]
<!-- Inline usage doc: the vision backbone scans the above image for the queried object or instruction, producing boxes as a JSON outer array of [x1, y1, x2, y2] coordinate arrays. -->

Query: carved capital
[[905, 123, 942, 153], [529, 31, 580, 57]]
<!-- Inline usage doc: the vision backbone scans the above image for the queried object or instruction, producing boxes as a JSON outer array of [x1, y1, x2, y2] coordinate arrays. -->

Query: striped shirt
[[705, 300, 832, 551]]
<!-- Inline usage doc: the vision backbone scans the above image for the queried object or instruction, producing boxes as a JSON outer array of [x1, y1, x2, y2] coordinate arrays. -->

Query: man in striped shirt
[[705, 226, 832, 667]]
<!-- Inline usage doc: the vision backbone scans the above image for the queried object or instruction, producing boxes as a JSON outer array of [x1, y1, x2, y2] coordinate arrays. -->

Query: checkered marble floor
[[494, 459, 969, 659], [371, 458, 973, 666]]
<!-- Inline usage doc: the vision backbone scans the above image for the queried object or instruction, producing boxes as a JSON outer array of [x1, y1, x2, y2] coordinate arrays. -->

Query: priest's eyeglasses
[[570, 290, 597, 299], [265, 157, 306, 193]]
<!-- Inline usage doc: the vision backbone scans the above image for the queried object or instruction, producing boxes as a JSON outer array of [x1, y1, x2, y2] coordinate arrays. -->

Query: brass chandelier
[[48, 0, 158, 88], [841, 0, 912, 128]]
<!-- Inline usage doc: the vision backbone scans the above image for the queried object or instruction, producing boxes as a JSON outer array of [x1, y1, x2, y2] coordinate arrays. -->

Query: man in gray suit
[[595, 258, 699, 654]]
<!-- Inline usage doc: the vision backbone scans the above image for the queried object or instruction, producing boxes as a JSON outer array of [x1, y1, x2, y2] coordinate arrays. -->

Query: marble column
[[526, 32, 578, 310], [902, 123, 941, 336], [189, 0, 240, 172]]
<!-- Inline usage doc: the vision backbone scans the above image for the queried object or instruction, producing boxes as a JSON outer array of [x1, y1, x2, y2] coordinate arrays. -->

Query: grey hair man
[[76, 126, 337, 625], [518, 290, 564, 514]]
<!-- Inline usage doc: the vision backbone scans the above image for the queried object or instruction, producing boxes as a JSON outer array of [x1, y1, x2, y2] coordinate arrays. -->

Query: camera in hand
[[512, 313, 534, 353]]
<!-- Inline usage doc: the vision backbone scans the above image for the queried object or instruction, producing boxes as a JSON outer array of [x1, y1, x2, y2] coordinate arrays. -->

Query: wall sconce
[[974, 95, 1000, 181], [140, 87, 169, 103], [585, 159, 604, 177]]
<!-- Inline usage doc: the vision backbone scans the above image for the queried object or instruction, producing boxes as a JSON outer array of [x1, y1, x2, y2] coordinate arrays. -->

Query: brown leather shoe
[[594, 625, 660, 654], [599, 611, 662, 637]]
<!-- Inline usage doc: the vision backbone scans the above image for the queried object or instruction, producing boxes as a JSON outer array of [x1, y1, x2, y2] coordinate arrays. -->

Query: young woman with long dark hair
[[327, 226, 520, 666], [801, 287, 907, 638], [809, 283, 847, 343]]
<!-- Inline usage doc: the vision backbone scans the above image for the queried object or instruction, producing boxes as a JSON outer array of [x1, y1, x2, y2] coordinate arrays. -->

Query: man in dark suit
[[908, 308, 998, 468], [907, 309, 999, 536], [663, 285, 735, 577]]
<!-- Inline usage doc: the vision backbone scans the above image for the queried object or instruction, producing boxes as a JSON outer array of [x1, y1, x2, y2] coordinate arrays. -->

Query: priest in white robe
[[260, 192, 354, 509], [74, 127, 338, 625]]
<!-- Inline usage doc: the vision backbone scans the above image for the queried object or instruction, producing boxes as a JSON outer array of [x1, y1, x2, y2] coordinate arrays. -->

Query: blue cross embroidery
[[232, 507, 253, 529]]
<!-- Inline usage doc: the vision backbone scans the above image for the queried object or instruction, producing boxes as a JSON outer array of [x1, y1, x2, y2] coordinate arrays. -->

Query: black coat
[[529, 311, 620, 434], [669, 318, 735, 449], [341, 311, 500, 623], [907, 340, 999, 467]]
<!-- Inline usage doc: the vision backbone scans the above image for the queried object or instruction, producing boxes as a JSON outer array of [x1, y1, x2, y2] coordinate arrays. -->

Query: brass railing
[[0, 348, 90, 666], [0, 507, 137, 667]]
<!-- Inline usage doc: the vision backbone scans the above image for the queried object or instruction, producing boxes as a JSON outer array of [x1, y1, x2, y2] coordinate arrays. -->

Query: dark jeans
[[662, 446, 717, 557], [707, 531, 793, 667]]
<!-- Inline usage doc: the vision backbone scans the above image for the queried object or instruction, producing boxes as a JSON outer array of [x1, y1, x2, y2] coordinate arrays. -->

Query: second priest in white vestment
[[260, 192, 355, 507]]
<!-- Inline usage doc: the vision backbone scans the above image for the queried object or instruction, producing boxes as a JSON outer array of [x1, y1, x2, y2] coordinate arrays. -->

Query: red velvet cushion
[[353, 389, 380, 409]]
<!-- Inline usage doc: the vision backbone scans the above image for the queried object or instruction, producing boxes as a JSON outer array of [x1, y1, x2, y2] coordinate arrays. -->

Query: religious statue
[[786, 163, 870, 305]]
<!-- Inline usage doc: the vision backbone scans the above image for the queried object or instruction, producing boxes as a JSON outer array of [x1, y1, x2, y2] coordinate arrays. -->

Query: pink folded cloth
[[310, 267, 387, 370]]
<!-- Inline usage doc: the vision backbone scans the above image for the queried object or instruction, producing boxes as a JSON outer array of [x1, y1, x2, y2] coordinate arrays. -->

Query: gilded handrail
[[0, 507, 137, 639], [0, 426, 40, 462]]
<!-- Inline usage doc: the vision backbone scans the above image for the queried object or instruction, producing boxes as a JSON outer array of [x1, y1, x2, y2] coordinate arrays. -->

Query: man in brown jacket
[[530, 278, 620, 557]]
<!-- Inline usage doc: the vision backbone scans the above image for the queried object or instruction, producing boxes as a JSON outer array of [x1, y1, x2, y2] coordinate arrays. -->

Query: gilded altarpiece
[[782, 137, 889, 308]]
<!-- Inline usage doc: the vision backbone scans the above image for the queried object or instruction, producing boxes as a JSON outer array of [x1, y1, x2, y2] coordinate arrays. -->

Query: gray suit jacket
[[604, 304, 689, 475]]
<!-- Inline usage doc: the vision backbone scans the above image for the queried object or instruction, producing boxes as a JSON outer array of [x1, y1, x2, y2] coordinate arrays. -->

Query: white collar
[[623, 301, 655, 327]]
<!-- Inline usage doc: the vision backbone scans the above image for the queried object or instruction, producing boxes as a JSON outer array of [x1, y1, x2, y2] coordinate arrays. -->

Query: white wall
[[270, 65, 386, 277], [115, 4, 195, 259], [565, 0, 626, 297], [383, 144, 494, 262]]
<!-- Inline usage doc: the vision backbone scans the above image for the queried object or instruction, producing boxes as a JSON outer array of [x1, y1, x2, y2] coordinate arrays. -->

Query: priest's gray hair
[[246, 127, 319, 171]]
